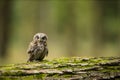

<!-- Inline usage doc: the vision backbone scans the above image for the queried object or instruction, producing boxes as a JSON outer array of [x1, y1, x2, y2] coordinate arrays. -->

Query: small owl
[[27, 33, 48, 62]]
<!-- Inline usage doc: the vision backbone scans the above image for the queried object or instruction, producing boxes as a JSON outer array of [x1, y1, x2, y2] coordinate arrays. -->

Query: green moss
[[59, 74, 73, 78], [0, 57, 120, 79], [33, 74, 47, 80], [0, 74, 46, 80], [2, 70, 25, 76]]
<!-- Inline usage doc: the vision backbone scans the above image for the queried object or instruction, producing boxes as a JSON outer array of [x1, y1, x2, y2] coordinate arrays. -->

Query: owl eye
[[42, 36, 46, 40], [35, 36, 39, 39]]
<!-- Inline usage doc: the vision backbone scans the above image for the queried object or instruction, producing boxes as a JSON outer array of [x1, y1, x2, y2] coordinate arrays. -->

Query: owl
[[27, 33, 48, 62]]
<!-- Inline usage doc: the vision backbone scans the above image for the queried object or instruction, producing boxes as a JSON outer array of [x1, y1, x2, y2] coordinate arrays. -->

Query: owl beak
[[40, 39, 44, 42], [38, 39, 41, 42]]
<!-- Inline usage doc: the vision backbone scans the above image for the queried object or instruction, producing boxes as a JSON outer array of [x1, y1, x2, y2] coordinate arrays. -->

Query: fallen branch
[[0, 57, 120, 80]]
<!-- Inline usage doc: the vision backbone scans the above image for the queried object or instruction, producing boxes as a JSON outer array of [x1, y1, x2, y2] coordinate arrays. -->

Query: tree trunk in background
[[65, 2, 77, 56], [39, 1, 49, 33], [0, 0, 12, 58], [118, 1, 120, 55], [57, 1, 77, 56], [92, 0, 110, 56], [93, 0, 120, 56]]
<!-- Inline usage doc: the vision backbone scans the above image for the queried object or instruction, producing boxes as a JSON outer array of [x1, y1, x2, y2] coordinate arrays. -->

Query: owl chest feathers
[[27, 40, 48, 61], [34, 42, 45, 59]]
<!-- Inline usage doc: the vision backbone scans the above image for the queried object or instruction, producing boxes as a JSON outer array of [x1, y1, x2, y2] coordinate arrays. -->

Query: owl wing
[[27, 42, 37, 62], [27, 42, 36, 54], [45, 47, 48, 56]]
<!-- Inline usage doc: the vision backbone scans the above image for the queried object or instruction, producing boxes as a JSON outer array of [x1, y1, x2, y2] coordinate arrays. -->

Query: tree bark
[[0, 57, 120, 80]]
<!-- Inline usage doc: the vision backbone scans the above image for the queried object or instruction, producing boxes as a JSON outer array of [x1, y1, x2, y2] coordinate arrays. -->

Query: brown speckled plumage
[[27, 33, 48, 62]]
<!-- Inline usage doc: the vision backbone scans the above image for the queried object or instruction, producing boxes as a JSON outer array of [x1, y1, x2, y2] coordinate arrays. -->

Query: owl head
[[33, 33, 48, 42]]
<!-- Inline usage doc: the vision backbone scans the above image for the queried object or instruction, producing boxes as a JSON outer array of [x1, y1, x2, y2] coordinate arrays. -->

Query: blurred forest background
[[0, 0, 120, 64]]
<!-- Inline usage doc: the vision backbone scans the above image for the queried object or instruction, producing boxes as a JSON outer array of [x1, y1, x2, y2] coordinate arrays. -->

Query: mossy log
[[0, 57, 120, 80]]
